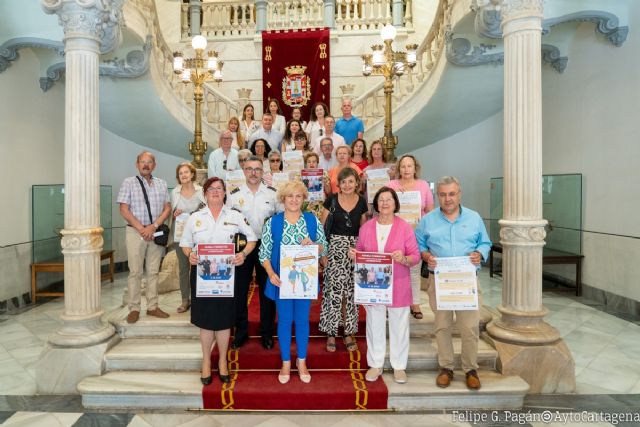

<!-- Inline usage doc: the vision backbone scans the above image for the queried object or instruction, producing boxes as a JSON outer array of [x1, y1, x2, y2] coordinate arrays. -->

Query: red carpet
[[202, 282, 389, 410]]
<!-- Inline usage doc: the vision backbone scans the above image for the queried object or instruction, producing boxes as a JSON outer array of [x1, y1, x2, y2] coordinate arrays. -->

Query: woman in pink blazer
[[348, 187, 420, 385]]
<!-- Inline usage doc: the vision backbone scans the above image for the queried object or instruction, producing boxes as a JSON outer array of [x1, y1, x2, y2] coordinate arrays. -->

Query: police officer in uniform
[[227, 155, 280, 349]]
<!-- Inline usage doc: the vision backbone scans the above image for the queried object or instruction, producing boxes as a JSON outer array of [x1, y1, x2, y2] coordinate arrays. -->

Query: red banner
[[262, 28, 330, 122]]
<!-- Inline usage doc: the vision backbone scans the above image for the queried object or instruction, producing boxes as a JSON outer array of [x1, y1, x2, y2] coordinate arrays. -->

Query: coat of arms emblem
[[282, 65, 311, 107]]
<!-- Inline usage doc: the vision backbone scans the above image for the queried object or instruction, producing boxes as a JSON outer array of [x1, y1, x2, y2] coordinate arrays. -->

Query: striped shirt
[[117, 175, 169, 226]]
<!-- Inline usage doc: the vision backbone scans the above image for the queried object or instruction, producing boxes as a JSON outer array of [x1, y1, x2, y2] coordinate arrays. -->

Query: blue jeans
[[276, 298, 311, 361]]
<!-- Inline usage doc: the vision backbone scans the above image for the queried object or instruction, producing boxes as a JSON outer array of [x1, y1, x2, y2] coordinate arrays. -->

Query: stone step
[[104, 337, 497, 372], [78, 369, 526, 410], [383, 370, 530, 410]]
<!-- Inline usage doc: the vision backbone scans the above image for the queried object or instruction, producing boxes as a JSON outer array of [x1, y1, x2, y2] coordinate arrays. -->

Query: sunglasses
[[270, 159, 281, 163]]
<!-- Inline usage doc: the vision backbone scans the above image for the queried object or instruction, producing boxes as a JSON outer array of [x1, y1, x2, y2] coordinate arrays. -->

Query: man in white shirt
[[317, 137, 337, 171], [248, 113, 283, 152], [311, 115, 345, 155], [208, 130, 240, 178]]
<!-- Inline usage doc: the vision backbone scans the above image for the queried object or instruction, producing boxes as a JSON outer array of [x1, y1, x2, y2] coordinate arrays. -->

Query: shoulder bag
[[136, 176, 170, 246]]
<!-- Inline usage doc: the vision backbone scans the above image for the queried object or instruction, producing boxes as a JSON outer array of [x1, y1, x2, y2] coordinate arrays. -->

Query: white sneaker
[[393, 369, 407, 384], [365, 367, 382, 382]]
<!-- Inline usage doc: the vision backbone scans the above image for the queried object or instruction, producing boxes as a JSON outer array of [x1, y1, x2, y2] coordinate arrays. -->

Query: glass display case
[[489, 174, 582, 254], [31, 185, 113, 263]]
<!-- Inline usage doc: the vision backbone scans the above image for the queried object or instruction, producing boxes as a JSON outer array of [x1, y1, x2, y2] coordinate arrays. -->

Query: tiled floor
[[1, 270, 640, 426]]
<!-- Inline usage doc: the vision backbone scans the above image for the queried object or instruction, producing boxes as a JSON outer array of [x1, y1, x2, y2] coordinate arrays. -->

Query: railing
[[352, 0, 452, 127], [182, 0, 413, 39], [130, 0, 241, 136]]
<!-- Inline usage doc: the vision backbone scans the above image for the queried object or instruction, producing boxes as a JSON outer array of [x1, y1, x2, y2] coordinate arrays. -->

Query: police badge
[[282, 65, 311, 107]]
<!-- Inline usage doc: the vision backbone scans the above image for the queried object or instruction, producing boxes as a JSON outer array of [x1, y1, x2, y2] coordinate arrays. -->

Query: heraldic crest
[[282, 65, 311, 107]]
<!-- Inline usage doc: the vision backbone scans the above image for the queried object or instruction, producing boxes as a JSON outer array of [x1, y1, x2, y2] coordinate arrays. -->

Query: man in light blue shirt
[[415, 176, 491, 391], [335, 99, 364, 145], [248, 113, 283, 152]]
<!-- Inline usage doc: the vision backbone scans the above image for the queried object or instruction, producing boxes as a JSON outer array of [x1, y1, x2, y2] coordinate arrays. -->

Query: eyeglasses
[[206, 187, 225, 193], [438, 191, 460, 198], [222, 160, 228, 170], [270, 159, 281, 163], [244, 167, 263, 174], [221, 137, 233, 141], [239, 158, 247, 163]]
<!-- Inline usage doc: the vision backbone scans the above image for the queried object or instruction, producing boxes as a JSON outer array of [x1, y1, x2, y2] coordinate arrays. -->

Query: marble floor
[[1, 270, 640, 426]]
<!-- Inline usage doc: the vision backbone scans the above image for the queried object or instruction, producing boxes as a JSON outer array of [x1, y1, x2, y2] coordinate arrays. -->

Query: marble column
[[486, 0, 575, 393], [189, 0, 202, 36], [392, 0, 404, 27], [323, 0, 335, 29], [255, 0, 267, 32], [36, 0, 124, 394]]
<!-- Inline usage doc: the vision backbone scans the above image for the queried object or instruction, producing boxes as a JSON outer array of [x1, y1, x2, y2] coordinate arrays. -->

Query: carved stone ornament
[[60, 227, 104, 251], [500, 0, 543, 21], [41, 0, 125, 54], [500, 225, 546, 243]]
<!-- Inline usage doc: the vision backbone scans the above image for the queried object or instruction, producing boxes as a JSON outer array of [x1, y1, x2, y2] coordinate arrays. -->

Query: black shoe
[[200, 375, 212, 386], [218, 373, 231, 384], [261, 336, 274, 350], [231, 335, 248, 350]]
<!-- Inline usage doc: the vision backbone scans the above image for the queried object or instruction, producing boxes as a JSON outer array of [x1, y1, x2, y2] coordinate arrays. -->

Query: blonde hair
[[335, 145, 352, 156], [228, 116, 245, 149], [277, 180, 308, 204], [175, 162, 196, 182]]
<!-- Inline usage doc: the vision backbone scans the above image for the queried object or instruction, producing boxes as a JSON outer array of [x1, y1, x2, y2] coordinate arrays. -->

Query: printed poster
[[366, 168, 390, 204], [434, 256, 479, 310], [173, 212, 190, 243], [283, 150, 304, 172], [271, 172, 292, 193], [196, 243, 235, 297], [279, 244, 319, 299], [225, 169, 246, 195], [354, 251, 393, 305], [396, 190, 421, 227], [301, 168, 324, 202]]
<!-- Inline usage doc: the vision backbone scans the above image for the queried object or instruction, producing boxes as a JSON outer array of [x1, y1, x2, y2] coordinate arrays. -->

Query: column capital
[[41, 0, 124, 54], [499, 220, 547, 245], [501, 0, 543, 22]]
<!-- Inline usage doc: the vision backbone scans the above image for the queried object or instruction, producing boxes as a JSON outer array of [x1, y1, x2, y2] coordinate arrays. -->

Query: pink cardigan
[[355, 216, 420, 307]]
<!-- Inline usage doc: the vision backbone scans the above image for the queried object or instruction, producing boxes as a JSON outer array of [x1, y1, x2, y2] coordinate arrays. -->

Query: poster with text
[[173, 213, 190, 243], [301, 168, 324, 202], [196, 243, 235, 297], [283, 150, 304, 173], [354, 251, 394, 305], [366, 168, 390, 204], [434, 256, 479, 310], [225, 169, 246, 195], [396, 190, 421, 227], [279, 244, 319, 299]]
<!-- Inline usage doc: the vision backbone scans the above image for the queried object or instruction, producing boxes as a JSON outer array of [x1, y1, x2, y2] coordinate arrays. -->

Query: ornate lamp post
[[362, 24, 417, 161], [173, 35, 223, 169]]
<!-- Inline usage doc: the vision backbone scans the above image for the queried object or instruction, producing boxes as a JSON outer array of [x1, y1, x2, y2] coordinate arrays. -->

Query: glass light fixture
[[181, 68, 191, 82], [207, 52, 218, 72], [173, 52, 184, 73], [406, 44, 418, 68], [213, 68, 223, 82], [394, 52, 406, 76], [371, 45, 384, 67], [361, 54, 373, 76], [380, 23, 397, 41], [191, 35, 207, 51]]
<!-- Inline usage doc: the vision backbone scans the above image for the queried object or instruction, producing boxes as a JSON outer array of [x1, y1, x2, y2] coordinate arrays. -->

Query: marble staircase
[[78, 294, 529, 410]]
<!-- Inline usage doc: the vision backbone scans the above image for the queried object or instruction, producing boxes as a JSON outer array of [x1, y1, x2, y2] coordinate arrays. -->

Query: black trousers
[[234, 240, 276, 339]]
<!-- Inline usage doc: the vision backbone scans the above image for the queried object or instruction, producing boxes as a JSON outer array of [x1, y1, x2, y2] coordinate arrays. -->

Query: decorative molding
[[60, 228, 104, 252], [499, 225, 546, 243], [542, 11, 628, 47], [445, 33, 504, 67], [39, 36, 152, 92], [41, 0, 125, 54], [474, 7, 628, 47], [0, 37, 64, 73], [541, 44, 567, 73], [501, 0, 543, 21]]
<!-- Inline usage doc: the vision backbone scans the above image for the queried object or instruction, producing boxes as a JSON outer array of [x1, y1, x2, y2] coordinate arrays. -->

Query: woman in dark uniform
[[180, 177, 257, 385]]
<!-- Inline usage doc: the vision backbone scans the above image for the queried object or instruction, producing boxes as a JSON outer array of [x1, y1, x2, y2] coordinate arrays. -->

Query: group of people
[[117, 111, 490, 391]]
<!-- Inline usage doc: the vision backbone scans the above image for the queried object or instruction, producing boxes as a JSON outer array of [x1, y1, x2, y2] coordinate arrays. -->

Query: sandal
[[177, 300, 191, 313], [326, 337, 336, 353], [343, 335, 358, 352], [410, 309, 424, 320]]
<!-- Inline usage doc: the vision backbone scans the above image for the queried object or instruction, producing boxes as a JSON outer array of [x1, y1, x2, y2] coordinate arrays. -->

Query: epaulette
[[231, 207, 243, 213], [267, 186, 277, 192], [230, 187, 241, 195]]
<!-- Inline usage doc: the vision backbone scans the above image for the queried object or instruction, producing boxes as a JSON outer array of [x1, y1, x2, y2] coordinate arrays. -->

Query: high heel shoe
[[296, 359, 311, 384], [218, 372, 231, 384], [200, 375, 212, 386]]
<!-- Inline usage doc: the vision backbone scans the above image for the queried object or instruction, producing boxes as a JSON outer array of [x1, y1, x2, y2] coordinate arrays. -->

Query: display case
[[489, 174, 582, 254], [31, 185, 113, 263]]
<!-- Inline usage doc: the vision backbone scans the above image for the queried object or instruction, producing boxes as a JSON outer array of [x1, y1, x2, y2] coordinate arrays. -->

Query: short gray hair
[[268, 150, 281, 160], [436, 176, 461, 191]]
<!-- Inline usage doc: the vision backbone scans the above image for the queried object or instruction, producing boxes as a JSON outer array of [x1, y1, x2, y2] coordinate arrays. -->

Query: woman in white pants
[[348, 187, 420, 384]]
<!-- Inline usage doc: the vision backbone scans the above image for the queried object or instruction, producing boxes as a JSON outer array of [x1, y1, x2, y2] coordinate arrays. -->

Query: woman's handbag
[[323, 195, 338, 241], [420, 261, 430, 278]]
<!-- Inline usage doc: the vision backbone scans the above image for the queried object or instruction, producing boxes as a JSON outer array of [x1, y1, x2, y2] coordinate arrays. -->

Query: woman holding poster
[[259, 181, 328, 385], [388, 154, 434, 320], [348, 187, 419, 384], [180, 177, 257, 386], [319, 167, 368, 353]]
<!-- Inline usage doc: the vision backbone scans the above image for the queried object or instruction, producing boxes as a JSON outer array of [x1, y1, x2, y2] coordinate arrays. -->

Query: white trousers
[[364, 305, 410, 370], [410, 264, 421, 305]]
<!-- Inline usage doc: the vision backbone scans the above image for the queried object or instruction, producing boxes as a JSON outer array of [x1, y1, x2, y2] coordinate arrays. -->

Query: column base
[[48, 310, 115, 347], [490, 337, 575, 393], [36, 335, 120, 394], [196, 168, 208, 185], [487, 305, 561, 344]]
